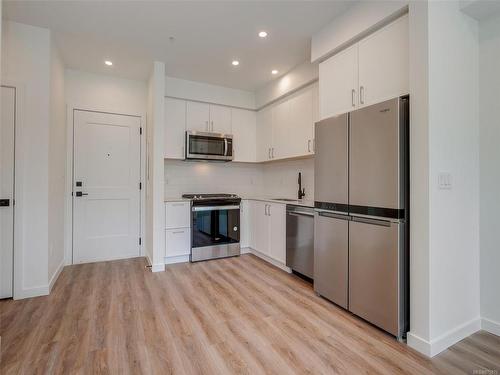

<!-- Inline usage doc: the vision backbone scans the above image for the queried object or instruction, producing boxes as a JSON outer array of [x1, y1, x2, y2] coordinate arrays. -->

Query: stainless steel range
[[182, 193, 241, 262]]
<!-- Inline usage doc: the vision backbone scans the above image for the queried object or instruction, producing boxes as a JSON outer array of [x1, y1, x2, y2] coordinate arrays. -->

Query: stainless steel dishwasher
[[286, 205, 314, 279]]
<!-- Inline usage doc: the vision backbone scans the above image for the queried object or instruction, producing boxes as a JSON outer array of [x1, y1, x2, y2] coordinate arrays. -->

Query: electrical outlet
[[438, 172, 452, 190]]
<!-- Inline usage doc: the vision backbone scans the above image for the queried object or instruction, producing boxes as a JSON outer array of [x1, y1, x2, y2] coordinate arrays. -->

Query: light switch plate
[[438, 172, 452, 190]]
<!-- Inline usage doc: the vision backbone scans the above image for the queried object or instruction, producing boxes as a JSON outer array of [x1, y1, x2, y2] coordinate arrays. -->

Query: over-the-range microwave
[[185, 131, 233, 161]]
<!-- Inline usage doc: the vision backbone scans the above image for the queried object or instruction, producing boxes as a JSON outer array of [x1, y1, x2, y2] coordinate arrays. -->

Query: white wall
[[479, 13, 500, 335], [311, 0, 408, 62], [262, 158, 314, 200], [1, 21, 51, 297], [255, 61, 318, 109], [48, 37, 66, 286], [165, 76, 255, 110], [426, 1, 480, 355], [164, 158, 313, 201], [65, 69, 147, 115], [146, 62, 166, 271], [164, 160, 264, 198]]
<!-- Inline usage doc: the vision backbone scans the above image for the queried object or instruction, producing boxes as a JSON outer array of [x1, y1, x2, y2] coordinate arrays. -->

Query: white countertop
[[164, 197, 192, 202], [164, 196, 315, 208], [241, 196, 315, 208]]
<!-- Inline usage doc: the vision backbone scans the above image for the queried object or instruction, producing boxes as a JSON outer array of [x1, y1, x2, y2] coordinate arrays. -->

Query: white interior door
[[1, 86, 15, 298], [73, 110, 141, 264]]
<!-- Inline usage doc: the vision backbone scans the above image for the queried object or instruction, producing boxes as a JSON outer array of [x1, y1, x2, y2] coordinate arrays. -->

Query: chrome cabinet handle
[[360, 86, 365, 105], [172, 230, 185, 234], [308, 139, 311, 153], [211, 121, 214, 132], [268, 148, 271, 159], [351, 89, 356, 107], [271, 148, 274, 158], [205, 120, 209, 131]]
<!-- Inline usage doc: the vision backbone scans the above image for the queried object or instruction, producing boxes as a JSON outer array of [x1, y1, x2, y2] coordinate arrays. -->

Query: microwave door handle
[[224, 138, 228, 156]]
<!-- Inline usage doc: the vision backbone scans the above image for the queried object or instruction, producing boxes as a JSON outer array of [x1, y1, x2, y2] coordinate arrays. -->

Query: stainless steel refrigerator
[[314, 96, 409, 339]]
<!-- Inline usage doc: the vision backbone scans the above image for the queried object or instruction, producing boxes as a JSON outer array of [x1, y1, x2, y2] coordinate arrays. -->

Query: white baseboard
[[240, 247, 251, 254], [407, 317, 481, 357], [151, 263, 165, 272], [246, 248, 292, 273], [49, 260, 65, 292], [15, 285, 49, 300], [165, 254, 189, 265], [482, 317, 500, 337]]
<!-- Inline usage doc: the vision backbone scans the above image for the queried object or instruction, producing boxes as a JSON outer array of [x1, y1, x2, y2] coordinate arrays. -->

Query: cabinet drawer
[[165, 228, 191, 257], [165, 201, 191, 229]]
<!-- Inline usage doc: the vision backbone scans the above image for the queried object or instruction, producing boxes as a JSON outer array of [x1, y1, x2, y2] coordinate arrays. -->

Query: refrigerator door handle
[[318, 211, 351, 221], [351, 216, 391, 227]]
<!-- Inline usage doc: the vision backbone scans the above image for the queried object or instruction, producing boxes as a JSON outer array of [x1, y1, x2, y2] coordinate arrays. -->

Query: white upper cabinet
[[319, 14, 409, 119], [164, 98, 187, 159], [358, 14, 409, 107], [288, 87, 314, 157], [319, 43, 359, 120], [256, 106, 273, 162], [186, 101, 210, 132], [271, 99, 290, 160], [256, 83, 317, 162], [231, 108, 256, 162], [209, 104, 232, 134]]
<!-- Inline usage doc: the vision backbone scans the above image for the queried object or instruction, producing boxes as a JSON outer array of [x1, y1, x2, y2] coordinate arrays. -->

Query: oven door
[[191, 204, 240, 261], [186, 131, 233, 161]]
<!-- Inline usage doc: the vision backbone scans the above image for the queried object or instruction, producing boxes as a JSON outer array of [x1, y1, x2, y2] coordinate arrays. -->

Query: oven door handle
[[224, 138, 228, 156], [192, 205, 240, 212]]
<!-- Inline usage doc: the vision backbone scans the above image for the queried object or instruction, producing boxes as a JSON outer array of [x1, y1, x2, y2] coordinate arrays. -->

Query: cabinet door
[[165, 228, 191, 257], [240, 200, 250, 248], [164, 98, 186, 159], [269, 203, 286, 264], [231, 109, 256, 162], [186, 101, 210, 132], [254, 201, 270, 256], [256, 107, 273, 162], [271, 99, 290, 159], [319, 44, 358, 120], [311, 82, 319, 153], [287, 87, 314, 157], [358, 15, 409, 107], [210, 104, 232, 134]]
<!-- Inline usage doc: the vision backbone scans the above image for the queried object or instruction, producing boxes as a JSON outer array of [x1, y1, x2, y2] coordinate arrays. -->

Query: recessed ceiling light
[[104, 60, 113, 66], [258, 31, 268, 38], [232, 60, 240, 66], [271, 69, 279, 75]]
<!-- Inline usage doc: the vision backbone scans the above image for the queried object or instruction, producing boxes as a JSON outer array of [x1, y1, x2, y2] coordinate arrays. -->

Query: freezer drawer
[[349, 217, 400, 336], [314, 114, 349, 211], [349, 97, 404, 211], [314, 211, 349, 309]]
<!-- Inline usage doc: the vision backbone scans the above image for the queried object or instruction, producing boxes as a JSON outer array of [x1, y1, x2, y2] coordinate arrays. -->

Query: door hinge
[[139, 237, 142, 245], [139, 127, 143, 135], [139, 182, 142, 190]]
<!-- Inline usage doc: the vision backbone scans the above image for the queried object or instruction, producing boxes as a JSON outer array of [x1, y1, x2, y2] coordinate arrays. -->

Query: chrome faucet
[[298, 172, 305, 200]]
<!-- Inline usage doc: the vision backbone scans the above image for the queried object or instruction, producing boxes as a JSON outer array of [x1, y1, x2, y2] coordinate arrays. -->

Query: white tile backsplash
[[164, 157, 314, 200]]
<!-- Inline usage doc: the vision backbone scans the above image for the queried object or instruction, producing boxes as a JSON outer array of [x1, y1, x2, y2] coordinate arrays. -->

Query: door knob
[[75, 192, 88, 197]]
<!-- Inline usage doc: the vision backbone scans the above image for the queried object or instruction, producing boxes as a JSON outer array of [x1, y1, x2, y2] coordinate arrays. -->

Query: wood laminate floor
[[1, 255, 499, 374]]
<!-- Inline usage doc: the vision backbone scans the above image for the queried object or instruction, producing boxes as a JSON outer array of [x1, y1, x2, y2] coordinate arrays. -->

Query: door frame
[[1, 82, 24, 299], [65, 105, 146, 265]]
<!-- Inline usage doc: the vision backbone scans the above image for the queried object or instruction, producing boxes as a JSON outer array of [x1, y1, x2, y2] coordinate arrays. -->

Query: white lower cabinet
[[165, 228, 190, 257], [246, 200, 286, 266], [165, 201, 191, 263]]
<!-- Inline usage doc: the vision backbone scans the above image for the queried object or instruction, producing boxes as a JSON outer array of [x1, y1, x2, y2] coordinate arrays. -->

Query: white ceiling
[[3, 0, 353, 91]]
